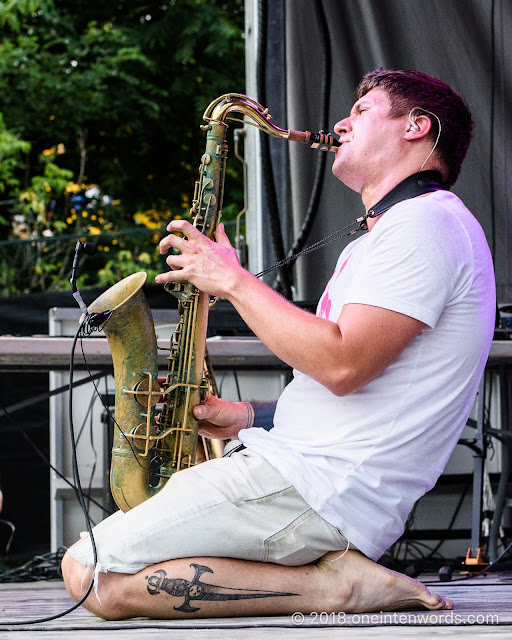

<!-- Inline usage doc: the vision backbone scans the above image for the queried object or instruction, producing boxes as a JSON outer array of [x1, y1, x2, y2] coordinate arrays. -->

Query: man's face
[[331, 88, 407, 193]]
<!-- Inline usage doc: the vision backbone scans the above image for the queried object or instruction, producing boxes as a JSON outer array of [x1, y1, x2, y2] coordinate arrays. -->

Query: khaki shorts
[[69, 447, 351, 575]]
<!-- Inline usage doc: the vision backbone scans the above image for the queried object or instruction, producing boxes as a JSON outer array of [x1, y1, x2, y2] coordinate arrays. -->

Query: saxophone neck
[[202, 93, 340, 152]]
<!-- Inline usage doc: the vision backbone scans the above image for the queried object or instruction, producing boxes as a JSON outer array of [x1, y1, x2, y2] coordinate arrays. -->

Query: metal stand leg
[[465, 374, 487, 568], [488, 366, 511, 561]]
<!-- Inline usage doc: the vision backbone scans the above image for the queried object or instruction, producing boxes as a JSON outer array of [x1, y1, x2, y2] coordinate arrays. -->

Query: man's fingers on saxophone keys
[[164, 252, 188, 272], [159, 231, 198, 256], [159, 220, 206, 255], [166, 219, 204, 240]]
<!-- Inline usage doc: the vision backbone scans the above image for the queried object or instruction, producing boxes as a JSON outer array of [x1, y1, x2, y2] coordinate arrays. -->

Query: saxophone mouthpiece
[[287, 129, 341, 152]]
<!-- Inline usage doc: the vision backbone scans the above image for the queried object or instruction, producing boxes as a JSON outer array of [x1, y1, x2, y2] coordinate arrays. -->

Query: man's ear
[[404, 114, 432, 140]]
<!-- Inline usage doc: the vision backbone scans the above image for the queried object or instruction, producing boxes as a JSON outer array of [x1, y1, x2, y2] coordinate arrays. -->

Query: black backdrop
[[258, 0, 511, 303]]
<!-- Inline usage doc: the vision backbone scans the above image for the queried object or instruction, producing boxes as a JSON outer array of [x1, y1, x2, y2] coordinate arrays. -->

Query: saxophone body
[[88, 94, 339, 513]]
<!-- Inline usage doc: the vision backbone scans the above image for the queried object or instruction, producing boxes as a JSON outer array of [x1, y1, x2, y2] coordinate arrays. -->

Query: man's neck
[[361, 167, 445, 231], [360, 167, 419, 213]]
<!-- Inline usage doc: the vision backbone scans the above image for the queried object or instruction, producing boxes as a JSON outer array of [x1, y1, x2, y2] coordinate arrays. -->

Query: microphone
[[72, 241, 97, 271], [70, 240, 97, 315]]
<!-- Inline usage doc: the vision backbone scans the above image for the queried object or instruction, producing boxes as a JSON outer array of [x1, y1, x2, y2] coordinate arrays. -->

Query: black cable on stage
[[421, 533, 512, 586], [0, 317, 98, 626]]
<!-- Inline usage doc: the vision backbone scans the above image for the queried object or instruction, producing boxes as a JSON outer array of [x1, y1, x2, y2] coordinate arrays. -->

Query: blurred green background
[[0, 0, 245, 295]]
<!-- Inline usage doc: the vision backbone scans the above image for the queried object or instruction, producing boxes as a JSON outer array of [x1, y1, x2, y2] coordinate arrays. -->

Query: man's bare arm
[[157, 220, 425, 396]]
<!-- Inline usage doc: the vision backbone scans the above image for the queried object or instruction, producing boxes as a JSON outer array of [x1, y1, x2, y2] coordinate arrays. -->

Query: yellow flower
[[88, 226, 101, 235], [66, 182, 82, 194], [82, 211, 88, 218], [42, 147, 55, 156], [134, 212, 161, 229], [138, 252, 151, 264]]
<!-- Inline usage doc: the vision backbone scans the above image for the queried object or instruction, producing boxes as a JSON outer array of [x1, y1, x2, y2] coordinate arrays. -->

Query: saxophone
[[87, 93, 340, 512]]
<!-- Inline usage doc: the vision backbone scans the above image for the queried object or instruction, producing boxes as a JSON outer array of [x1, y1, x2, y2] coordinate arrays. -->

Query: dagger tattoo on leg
[[145, 563, 299, 613]]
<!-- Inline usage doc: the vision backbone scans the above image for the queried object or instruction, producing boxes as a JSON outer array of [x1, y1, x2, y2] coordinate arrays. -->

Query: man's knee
[[61, 551, 132, 620], [61, 550, 85, 602]]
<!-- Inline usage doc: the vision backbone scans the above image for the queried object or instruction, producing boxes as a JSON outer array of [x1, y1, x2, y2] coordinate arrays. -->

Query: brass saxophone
[[87, 94, 340, 512]]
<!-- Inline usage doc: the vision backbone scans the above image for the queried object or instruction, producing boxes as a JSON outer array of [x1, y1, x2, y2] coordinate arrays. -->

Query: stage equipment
[[84, 94, 339, 513]]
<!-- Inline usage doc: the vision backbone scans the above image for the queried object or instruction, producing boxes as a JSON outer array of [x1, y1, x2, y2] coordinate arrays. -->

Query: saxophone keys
[[203, 193, 217, 205], [130, 423, 156, 454], [133, 377, 162, 408]]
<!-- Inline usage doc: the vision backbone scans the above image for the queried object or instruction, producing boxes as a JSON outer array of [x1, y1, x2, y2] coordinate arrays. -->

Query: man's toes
[[423, 591, 453, 610]]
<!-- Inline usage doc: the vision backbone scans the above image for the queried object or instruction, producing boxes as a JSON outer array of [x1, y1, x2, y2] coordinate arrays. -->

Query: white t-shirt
[[239, 190, 496, 561]]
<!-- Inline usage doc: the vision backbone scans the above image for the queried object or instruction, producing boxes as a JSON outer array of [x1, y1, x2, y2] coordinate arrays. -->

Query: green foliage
[[0, 113, 30, 197], [0, 0, 44, 32], [0, 0, 245, 295], [93, 249, 161, 289]]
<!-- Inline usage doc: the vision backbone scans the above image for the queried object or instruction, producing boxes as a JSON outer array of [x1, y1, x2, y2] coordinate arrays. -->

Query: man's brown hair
[[354, 69, 474, 186]]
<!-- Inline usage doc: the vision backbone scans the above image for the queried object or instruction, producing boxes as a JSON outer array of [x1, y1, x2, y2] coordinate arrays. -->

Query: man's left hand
[[156, 220, 243, 297]]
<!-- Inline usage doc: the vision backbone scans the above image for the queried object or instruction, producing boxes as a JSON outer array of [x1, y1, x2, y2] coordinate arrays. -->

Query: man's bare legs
[[62, 549, 452, 621]]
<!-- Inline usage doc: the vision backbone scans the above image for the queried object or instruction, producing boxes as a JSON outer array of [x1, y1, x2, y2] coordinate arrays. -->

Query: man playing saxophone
[[62, 69, 495, 620]]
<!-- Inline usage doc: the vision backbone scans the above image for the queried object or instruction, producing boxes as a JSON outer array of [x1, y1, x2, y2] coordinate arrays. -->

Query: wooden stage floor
[[0, 573, 512, 639]]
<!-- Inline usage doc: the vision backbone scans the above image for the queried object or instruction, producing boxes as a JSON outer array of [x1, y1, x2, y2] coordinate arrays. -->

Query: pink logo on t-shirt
[[317, 254, 352, 319]]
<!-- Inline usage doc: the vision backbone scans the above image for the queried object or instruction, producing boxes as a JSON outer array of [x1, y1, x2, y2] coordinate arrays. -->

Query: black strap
[[256, 170, 448, 278], [364, 170, 448, 227]]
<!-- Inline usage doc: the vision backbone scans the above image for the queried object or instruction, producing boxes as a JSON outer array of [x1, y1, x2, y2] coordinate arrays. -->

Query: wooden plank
[[0, 577, 511, 634]]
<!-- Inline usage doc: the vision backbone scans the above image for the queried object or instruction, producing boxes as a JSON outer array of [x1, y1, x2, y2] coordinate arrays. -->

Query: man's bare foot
[[316, 550, 453, 613]]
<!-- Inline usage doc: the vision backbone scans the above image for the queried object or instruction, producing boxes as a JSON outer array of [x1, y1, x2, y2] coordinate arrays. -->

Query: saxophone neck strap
[[255, 170, 448, 279], [360, 170, 448, 230]]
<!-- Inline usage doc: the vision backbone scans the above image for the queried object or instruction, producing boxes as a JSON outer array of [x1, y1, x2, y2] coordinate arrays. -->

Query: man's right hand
[[193, 395, 253, 441]]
